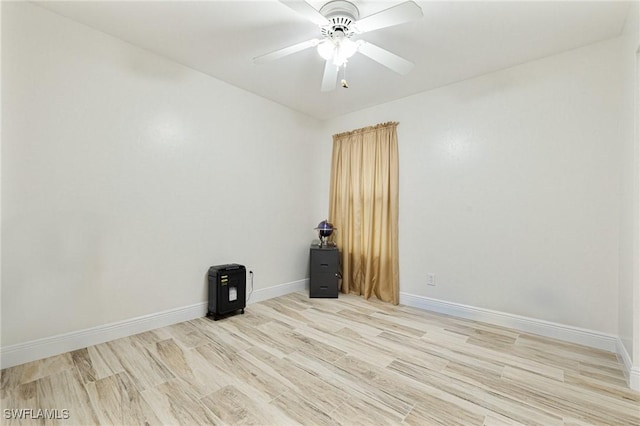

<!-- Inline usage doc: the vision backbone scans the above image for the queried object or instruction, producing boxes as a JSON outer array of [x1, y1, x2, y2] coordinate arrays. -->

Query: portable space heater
[[207, 264, 246, 320]]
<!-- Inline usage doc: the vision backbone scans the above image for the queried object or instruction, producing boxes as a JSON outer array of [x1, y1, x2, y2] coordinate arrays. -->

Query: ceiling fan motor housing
[[319, 0, 360, 39]]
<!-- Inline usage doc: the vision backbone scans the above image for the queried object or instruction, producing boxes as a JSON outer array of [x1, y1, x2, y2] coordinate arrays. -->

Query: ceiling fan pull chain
[[341, 64, 349, 89]]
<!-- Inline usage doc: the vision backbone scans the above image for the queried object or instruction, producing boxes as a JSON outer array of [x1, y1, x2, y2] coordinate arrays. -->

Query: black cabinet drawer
[[310, 272, 338, 298], [310, 250, 339, 272]]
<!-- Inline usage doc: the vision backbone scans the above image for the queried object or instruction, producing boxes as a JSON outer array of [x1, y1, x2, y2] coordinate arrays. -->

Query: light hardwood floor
[[1, 291, 639, 425]]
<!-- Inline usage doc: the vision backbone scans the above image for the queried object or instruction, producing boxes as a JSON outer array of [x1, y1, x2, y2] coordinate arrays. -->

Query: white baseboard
[[0, 302, 207, 369], [247, 278, 308, 304], [631, 367, 640, 392], [616, 338, 640, 392], [0, 279, 308, 369], [399, 292, 619, 353]]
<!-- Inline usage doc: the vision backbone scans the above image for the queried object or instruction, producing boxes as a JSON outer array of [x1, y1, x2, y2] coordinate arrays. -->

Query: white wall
[[1, 2, 321, 346], [618, 0, 640, 376], [320, 37, 629, 335]]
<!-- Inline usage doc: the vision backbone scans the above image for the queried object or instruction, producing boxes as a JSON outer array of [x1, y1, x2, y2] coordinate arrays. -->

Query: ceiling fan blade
[[355, 1, 423, 33], [280, 0, 329, 26], [253, 39, 320, 64], [358, 41, 414, 75], [321, 60, 338, 92]]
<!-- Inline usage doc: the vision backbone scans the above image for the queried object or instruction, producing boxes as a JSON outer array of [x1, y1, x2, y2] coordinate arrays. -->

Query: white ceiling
[[34, 1, 633, 120]]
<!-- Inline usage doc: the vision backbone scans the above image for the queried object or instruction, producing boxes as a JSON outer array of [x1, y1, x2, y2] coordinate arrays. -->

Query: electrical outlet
[[427, 273, 436, 286]]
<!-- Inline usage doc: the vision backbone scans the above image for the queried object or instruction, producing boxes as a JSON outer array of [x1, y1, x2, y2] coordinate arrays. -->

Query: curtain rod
[[333, 121, 398, 139]]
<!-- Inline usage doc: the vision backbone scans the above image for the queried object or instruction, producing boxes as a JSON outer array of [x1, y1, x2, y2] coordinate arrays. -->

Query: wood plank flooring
[[1, 291, 638, 425]]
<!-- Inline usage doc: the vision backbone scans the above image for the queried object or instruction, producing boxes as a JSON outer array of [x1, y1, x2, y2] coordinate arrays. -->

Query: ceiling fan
[[253, 0, 423, 91]]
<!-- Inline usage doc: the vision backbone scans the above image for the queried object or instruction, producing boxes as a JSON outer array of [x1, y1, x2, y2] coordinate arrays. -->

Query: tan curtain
[[329, 122, 399, 305]]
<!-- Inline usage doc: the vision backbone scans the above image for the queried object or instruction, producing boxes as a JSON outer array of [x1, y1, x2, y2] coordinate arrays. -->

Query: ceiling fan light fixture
[[317, 40, 335, 60], [317, 37, 359, 67], [338, 38, 358, 59]]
